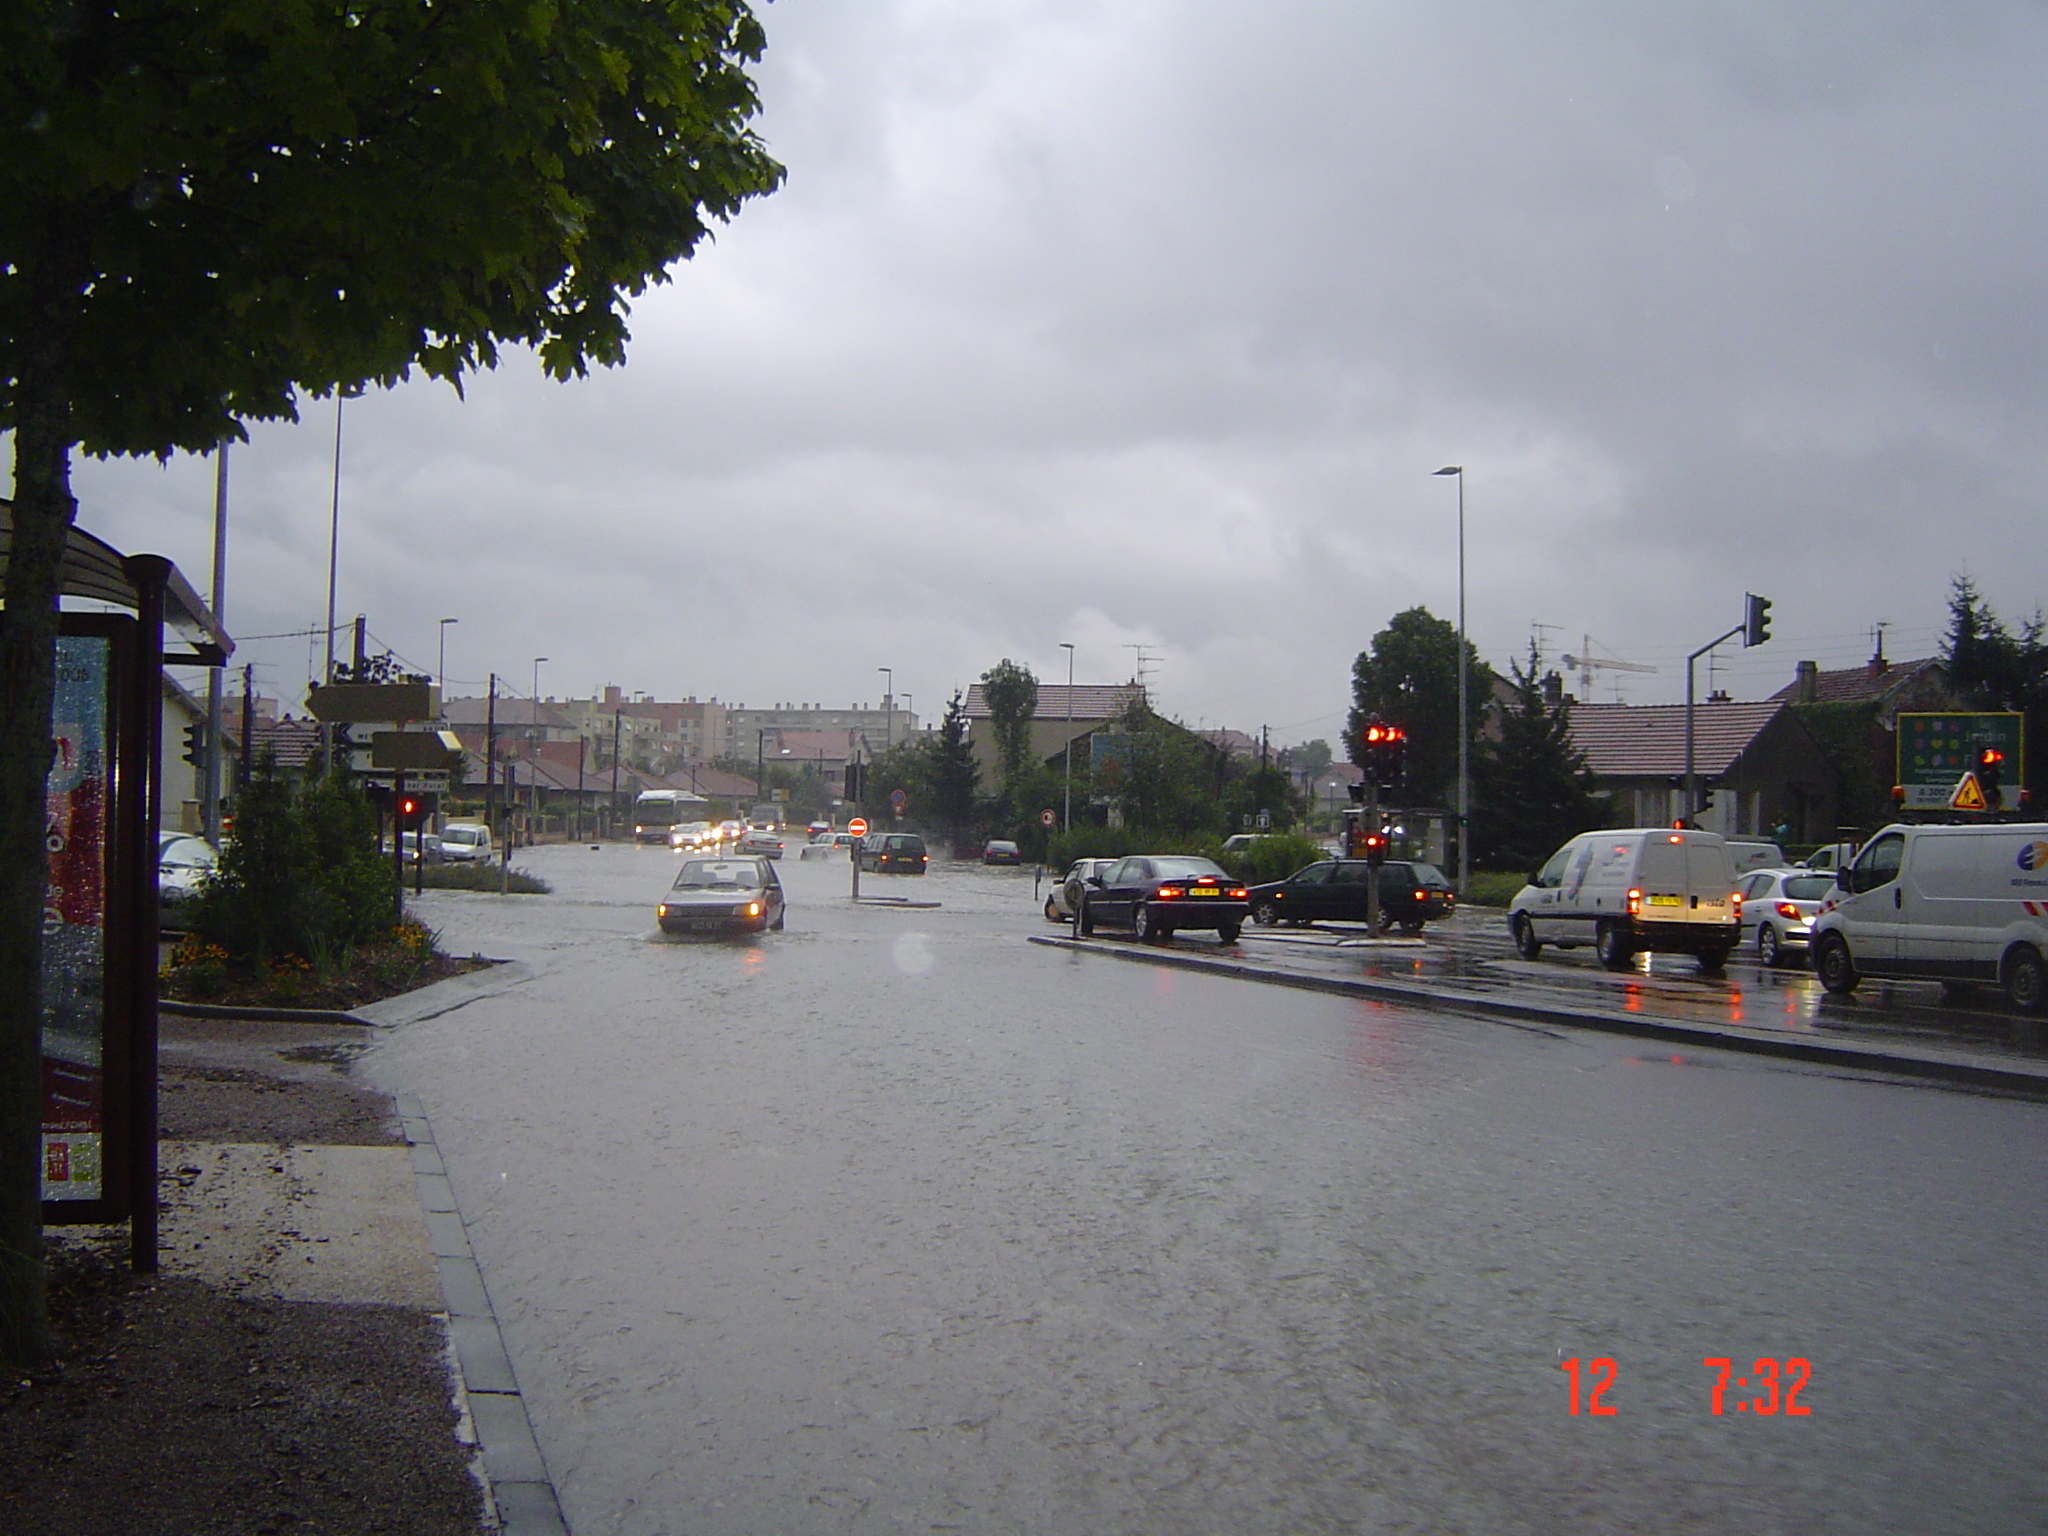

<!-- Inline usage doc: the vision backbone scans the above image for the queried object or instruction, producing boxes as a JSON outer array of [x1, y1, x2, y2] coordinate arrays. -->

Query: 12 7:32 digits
[[1560, 1356, 1813, 1416]]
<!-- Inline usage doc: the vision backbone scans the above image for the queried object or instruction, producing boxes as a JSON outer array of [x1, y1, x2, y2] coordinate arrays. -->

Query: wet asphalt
[[364, 843, 2048, 1535]]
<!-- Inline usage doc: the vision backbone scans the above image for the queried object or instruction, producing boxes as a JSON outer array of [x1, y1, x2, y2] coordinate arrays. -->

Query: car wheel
[[1757, 923, 1782, 968], [1596, 921, 1635, 971], [1697, 946, 1730, 972], [1814, 933, 1859, 995], [1045, 896, 1062, 922], [771, 911, 784, 932], [1075, 896, 1094, 937], [1133, 903, 1164, 944], [1217, 921, 1242, 943], [1512, 915, 1542, 961], [1398, 920, 1425, 936], [1251, 898, 1280, 927], [2004, 945, 2048, 1013]]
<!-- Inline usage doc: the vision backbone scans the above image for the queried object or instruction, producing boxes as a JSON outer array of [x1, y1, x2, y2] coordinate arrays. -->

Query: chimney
[[1708, 689, 1731, 703], [604, 685, 622, 707], [1796, 660, 1818, 704], [1542, 671, 1563, 707]]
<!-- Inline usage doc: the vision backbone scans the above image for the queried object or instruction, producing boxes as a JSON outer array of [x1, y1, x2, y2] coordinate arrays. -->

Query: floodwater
[[367, 843, 2048, 1534]]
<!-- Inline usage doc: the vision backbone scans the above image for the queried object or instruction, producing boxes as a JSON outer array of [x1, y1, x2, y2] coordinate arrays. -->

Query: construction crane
[[1559, 636, 1656, 699]]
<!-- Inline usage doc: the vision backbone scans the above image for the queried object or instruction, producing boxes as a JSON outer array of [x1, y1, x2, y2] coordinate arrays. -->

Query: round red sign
[[847, 817, 869, 837]]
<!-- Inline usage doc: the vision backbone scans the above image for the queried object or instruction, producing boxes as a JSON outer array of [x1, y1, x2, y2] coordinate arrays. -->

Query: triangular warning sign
[[1950, 772, 1989, 811]]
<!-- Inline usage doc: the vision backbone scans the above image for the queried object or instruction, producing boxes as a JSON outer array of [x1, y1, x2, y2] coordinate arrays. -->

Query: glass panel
[[44, 632, 110, 1203]]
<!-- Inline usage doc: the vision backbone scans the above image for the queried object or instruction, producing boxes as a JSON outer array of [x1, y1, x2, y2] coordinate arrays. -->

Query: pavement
[[157, 959, 566, 1536], [1033, 905, 2048, 1095]]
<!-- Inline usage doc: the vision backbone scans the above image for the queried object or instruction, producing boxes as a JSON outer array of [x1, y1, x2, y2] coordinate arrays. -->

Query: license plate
[[1647, 894, 1682, 907], [1186, 889, 1220, 897]]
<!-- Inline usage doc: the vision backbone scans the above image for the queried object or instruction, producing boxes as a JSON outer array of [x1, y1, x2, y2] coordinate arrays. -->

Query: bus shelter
[[2, 501, 230, 1270]]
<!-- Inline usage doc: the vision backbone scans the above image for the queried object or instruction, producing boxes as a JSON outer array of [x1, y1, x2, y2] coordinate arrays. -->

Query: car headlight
[[658, 904, 670, 917], [743, 902, 761, 918]]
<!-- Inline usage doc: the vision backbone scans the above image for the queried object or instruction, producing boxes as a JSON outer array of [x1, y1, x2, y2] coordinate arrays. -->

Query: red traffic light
[[1979, 747, 2005, 769]]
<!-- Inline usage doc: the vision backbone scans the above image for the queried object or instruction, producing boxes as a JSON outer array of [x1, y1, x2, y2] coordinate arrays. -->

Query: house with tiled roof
[[1565, 698, 1839, 841], [1765, 647, 1957, 828], [1768, 652, 1952, 723], [959, 681, 1147, 779]]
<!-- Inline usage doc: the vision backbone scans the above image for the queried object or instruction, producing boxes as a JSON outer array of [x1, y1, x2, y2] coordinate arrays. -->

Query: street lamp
[[1060, 642, 1076, 832], [877, 666, 893, 749], [437, 617, 457, 694], [532, 656, 548, 740], [1433, 466, 1468, 897]]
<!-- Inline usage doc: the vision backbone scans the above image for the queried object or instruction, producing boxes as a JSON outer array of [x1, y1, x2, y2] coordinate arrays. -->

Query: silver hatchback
[[1739, 868, 1836, 967]]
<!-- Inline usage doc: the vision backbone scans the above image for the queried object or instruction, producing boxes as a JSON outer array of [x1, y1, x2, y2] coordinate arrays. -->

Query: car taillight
[[1627, 887, 1642, 917], [1229, 888, 1248, 899], [1730, 891, 1741, 918], [1776, 902, 1800, 920], [1157, 886, 1184, 899]]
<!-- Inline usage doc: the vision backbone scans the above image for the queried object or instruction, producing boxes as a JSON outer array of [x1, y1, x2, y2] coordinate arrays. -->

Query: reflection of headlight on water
[[891, 932, 935, 975]]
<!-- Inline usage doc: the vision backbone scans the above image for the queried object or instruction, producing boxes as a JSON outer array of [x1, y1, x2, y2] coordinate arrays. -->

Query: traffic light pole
[[392, 767, 408, 924], [1365, 778, 1382, 937]]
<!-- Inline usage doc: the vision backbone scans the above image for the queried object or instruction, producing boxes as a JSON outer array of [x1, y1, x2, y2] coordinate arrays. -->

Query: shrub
[[1461, 870, 1527, 908], [1212, 833, 1325, 885], [191, 761, 398, 966], [413, 862, 552, 894]]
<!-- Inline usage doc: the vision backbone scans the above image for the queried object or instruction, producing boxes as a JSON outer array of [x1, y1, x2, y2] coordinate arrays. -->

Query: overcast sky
[[25, 0, 2048, 746]]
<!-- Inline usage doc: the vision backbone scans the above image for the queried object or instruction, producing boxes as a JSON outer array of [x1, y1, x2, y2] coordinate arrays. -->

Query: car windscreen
[[1781, 875, 1834, 901], [674, 861, 762, 889], [160, 838, 216, 867], [1149, 857, 1226, 880], [443, 827, 485, 846]]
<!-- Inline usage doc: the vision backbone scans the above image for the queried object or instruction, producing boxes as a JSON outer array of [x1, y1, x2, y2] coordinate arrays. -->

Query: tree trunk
[[0, 238, 81, 1368]]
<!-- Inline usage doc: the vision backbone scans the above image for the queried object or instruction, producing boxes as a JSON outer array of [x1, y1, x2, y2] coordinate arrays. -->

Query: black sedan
[[1075, 855, 1249, 944], [1246, 859, 1455, 934]]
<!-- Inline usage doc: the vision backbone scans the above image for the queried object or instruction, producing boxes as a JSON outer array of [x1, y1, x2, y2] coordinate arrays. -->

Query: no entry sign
[[847, 816, 869, 837]]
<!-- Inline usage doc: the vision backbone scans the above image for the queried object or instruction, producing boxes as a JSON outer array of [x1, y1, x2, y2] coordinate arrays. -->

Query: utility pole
[[484, 674, 497, 849], [203, 442, 229, 842], [610, 709, 622, 839]]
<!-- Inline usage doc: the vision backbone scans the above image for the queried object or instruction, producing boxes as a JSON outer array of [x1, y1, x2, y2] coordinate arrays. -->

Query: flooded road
[[369, 844, 2048, 1534]]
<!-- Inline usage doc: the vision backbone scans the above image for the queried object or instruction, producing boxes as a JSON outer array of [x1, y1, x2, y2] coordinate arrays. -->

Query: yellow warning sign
[[1950, 772, 1988, 812]]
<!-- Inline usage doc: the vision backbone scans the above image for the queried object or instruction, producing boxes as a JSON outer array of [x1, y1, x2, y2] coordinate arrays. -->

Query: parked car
[[1738, 868, 1835, 966], [384, 831, 446, 864], [1045, 858, 1116, 921], [982, 839, 1023, 866], [1508, 827, 1741, 970], [439, 822, 495, 863], [799, 832, 859, 861], [1246, 859, 1455, 934], [738, 827, 788, 859], [1811, 821, 2048, 1010], [157, 833, 218, 928], [657, 856, 785, 935], [859, 832, 929, 875], [1075, 855, 1250, 944]]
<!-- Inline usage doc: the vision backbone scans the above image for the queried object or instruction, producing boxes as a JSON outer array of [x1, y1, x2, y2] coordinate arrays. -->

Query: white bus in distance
[[633, 789, 710, 844]]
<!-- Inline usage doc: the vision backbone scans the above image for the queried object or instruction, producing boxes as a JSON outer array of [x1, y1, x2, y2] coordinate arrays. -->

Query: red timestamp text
[[1559, 1356, 1813, 1416]]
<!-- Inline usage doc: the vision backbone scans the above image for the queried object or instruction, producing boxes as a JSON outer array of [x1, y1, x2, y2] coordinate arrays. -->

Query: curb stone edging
[[1029, 933, 2048, 1097], [394, 1093, 569, 1536]]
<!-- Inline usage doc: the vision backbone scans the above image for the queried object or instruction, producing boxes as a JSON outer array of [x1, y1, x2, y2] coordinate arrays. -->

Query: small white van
[[438, 822, 494, 863], [1509, 827, 1741, 970], [1809, 822, 2048, 1011]]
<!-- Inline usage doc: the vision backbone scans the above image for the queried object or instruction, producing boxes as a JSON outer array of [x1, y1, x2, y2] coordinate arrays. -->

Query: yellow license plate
[[1186, 888, 1220, 897], [1647, 894, 1682, 906]]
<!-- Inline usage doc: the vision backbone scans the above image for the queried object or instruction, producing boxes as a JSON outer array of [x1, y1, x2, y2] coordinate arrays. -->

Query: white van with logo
[[1509, 827, 1741, 970], [1809, 822, 2048, 1011]]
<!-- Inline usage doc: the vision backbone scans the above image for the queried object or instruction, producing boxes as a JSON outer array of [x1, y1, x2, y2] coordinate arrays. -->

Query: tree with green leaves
[[1346, 607, 1493, 808], [1, 0, 780, 1366], [1941, 576, 2048, 806], [930, 692, 980, 846], [980, 658, 1039, 794], [1471, 641, 1600, 873]]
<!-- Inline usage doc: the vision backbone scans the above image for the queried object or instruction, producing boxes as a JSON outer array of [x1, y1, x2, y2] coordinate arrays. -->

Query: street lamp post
[[437, 617, 457, 695], [1060, 642, 1076, 832], [877, 666, 893, 750], [1434, 465, 1468, 896]]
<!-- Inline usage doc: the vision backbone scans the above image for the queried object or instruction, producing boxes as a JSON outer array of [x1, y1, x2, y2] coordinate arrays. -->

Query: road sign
[[1898, 713, 2024, 809], [1039, 809, 1056, 828], [847, 816, 869, 837], [890, 788, 907, 811], [1951, 773, 1989, 812]]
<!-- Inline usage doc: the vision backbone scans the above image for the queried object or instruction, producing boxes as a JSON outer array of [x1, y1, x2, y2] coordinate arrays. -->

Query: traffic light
[[1362, 826, 1388, 867], [1360, 717, 1407, 794], [844, 761, 863, 800], [182, 720, 207, 768], [1977, 744, 2005, 810], [398, 793, 427, 831], [1744, 592, 1773, 648]]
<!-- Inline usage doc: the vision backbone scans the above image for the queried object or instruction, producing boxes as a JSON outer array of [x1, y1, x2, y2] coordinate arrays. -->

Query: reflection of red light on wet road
[[1621, 986, 1641, 1012]]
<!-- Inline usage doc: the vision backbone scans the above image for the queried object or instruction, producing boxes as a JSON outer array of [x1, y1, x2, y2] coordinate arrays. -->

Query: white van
[[1509, 827, 1742, 970], [1809, 822, 2048, 1011], [438, 821, 494, 863]]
